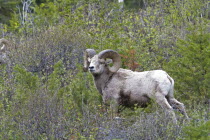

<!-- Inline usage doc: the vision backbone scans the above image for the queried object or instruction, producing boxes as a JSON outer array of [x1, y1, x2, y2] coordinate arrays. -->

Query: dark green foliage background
[[0, 0, 209, 139]]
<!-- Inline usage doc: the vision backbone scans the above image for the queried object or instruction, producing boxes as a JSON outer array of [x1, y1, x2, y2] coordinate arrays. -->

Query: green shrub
[[183, 121, 210, 140], [164, 23, 210, 103]]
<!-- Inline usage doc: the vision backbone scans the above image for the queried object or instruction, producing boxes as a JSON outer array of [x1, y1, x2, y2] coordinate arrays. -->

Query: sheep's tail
[[167, 74, 175, 98]]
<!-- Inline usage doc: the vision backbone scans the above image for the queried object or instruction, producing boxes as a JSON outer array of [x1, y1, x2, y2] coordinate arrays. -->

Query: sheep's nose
[[89, 66, 94, 70]]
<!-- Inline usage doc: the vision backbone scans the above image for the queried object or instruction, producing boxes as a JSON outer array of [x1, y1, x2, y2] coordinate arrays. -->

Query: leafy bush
[[164, 23, 210, 103], [183, 119, 210, 140]]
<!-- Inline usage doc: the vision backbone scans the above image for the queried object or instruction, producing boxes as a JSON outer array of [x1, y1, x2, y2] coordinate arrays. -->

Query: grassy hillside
[[0, 0, 209, 139]]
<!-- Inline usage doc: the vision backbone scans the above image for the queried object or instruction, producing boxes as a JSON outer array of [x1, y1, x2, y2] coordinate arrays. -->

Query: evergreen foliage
[[183, 120, 210, 140], [0, 0, 21, 24], [164, 23, 210, 103]]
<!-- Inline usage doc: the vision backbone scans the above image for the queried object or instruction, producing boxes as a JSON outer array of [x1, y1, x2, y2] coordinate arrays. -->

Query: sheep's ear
[[99, 58, 112, 65], [105, 58, 113, 65], [98, 49, 121, 72]]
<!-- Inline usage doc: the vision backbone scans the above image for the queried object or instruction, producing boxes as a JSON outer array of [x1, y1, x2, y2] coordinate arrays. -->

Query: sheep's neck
[[93, 70, 113, 95]]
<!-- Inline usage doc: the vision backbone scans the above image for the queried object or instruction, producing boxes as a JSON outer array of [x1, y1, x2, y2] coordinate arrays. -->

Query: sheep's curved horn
[[98, 49, 121, 73], [83, 49, 96, 72], [0, 38, 10, 52]]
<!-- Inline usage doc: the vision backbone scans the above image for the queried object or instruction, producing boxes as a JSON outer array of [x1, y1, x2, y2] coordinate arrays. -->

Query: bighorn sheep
[[0, 38, 10, 64], [84, 49, 189, 123]]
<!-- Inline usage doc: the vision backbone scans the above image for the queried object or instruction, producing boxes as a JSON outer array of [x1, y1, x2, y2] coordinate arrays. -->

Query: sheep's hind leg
[[155, 94, 177, 124], [168, 98, 189, 120]]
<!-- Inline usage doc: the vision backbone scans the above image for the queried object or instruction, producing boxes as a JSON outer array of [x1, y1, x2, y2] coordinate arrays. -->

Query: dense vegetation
[[0, 0, 209, 139]]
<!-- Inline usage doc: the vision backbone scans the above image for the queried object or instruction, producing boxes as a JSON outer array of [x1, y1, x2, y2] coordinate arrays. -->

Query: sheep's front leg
[[110, 98, 120, 118], [155, 93, 177, 124], [102, 94, 120, 119]]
